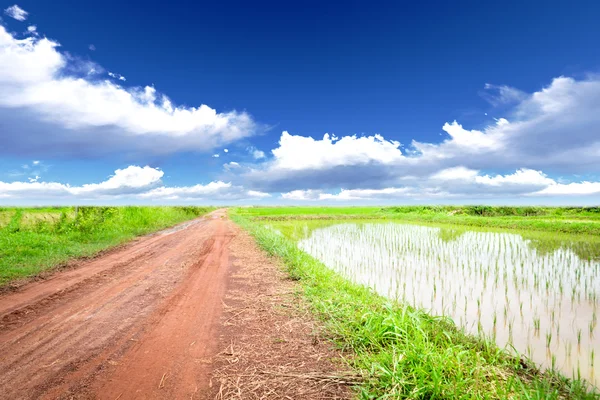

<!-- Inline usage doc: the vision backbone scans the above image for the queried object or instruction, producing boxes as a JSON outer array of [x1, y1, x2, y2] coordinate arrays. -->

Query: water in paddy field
[[296, 222, 600, 388]]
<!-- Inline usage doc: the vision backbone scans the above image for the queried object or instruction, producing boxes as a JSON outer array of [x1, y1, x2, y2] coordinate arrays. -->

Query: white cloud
[[247, 146, 266, 159], [107, 71, 126, 81], [4, 4, 28, 21], [430, 167, 479, 181], [242, 76, 600, 199], [223, 161, 240, 171], [27, 25, 37, 33], [247, 190, 270, 198], [281, 187, 449, 201], [0, 166, 162, 199], [139, 181, 269, 201], [280, 189, 324, 201], [533, 182, 600, 196], [0, 26, 258, 156], [272, 131, 403, 170], [441, 119, 504, 151], [223, 148, 229, 153], [273, 165, 600, 201], [481, 83, 527, 106], [430, 168, 555, 188], [474, 169, 555, 187], [88, 44, 96, 51], [320, 187, 415, 201], [425, 168, 560, 197], [212, 154, 220, 158], [1, 163, 598, 203], [71, 166, 163, 195], [0, 165, 271, 202], [0, 166, 164, 199], [139, 181, 230, 199]]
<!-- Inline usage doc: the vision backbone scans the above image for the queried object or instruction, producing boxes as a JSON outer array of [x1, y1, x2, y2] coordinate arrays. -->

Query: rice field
[[288, 221, 600, 389]]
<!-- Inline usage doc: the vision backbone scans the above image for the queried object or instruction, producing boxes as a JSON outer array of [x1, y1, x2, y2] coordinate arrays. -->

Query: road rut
[[0, 209, 232, 400]]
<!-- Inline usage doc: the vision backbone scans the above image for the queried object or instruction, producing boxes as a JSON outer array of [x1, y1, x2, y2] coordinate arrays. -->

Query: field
[[0, 206, 213, 286], [2, 205, 599, 398], [232, 206, 600, 398], [240, 205, 600, 235]]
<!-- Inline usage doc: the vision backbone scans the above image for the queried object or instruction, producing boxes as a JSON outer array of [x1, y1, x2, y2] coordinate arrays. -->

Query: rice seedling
[[296, 221, 600, 387]]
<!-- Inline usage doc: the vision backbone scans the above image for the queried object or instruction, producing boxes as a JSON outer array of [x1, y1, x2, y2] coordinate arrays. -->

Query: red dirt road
[[0, 209, 233, 400]]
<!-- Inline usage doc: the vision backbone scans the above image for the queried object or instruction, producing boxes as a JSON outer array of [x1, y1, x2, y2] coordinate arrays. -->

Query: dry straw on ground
[[211, 226, 357, 399]]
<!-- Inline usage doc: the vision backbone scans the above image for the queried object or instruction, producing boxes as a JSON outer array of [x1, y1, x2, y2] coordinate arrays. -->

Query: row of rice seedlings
[[298, 222, 600, 388]]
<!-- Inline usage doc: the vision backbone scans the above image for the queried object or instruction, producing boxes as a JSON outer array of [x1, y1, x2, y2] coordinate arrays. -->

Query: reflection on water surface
[[297, 222, 600, 388]]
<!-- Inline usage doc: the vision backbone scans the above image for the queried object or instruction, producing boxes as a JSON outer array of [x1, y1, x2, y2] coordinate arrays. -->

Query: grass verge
[[0, 206, 214, 286], [232, 213, 598, 399]]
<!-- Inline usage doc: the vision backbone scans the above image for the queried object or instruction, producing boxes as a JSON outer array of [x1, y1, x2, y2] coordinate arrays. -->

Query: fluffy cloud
[[243, 131, 412, 192], [70, 166, 163, 196], [418, 77, 600, 171], [533, 182, 600, 196], [474, 169, 555, 187], [242, 76, 600, 201], [272, 131, 403, 170], [281, 189, 324, 201], [0, 166, 163, 199], [4, 4, 28, 21], [0, 26, 258, 156], [140, 181, 269, 201], [0, 165, 270, 202], [430, 167, 479, 181], [278, 167, 600, 202]]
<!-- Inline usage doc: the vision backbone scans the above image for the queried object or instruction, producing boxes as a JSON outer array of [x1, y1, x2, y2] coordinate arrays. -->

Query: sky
[[1, 0, 600, 205]]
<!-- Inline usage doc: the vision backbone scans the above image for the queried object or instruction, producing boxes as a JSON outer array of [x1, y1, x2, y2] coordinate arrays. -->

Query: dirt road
[[0, 209, 233, 399], [0, 210, 350, 400]]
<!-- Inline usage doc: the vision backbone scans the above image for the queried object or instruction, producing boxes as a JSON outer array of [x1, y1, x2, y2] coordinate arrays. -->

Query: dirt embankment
[[0, 210, 350, 399]]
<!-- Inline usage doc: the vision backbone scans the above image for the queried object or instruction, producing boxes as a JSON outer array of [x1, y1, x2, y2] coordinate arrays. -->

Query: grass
[[232, 210, 599, 399], [0, 206, 213, 286], [236, 206, 600, 236]]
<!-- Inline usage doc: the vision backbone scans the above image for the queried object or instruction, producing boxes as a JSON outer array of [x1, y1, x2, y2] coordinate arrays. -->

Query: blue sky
[[1, 0, 600, 205]]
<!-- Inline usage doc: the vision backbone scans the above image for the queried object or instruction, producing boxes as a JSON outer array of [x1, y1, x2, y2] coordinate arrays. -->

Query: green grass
[[0, 206, 213, 286], [235, 206, 600, 236], [232, 212, 599, 399], [238, 206, 383, 217]]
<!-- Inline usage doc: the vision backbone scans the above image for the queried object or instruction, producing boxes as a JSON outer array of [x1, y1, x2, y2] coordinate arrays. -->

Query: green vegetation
[[265, 218, 600, 260], [232, 209, 599, 398], [236, 205, 600, 235], [0, 206, 213, 286]]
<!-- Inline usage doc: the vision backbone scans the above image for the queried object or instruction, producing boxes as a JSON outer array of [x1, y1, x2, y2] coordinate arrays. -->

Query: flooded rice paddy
[[292, 221, 600, 387]]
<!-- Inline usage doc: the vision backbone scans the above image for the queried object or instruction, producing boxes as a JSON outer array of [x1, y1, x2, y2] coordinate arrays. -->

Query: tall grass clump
[[232, 214, 598, 399], [0, 206, 213, 285]]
